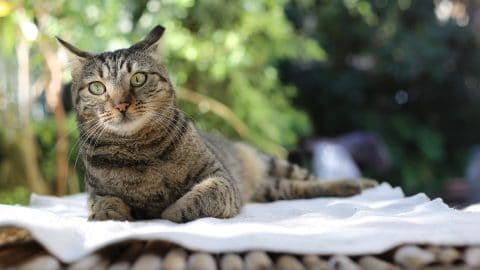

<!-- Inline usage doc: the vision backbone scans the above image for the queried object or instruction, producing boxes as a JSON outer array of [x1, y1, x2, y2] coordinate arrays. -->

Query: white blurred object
[[466, 145, 480, 203], [464, 204, 480, 212], [311, 141, 361, 180]]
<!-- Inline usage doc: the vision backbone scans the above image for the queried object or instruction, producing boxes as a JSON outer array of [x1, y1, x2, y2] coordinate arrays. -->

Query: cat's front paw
[[89, 209, 133, 221], [161, 205, 188, 223], [88, 196, 133, 221]]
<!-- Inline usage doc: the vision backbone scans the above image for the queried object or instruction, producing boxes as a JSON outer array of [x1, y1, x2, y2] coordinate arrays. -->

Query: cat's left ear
[[130, 25, 165, 58], [56, 37, 93, 77]]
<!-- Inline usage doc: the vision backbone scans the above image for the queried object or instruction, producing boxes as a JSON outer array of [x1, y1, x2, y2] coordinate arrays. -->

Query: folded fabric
[[0, 183, 479, 263]]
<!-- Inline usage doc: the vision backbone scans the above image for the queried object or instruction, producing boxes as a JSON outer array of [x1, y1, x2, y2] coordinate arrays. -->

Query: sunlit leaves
[[0, 15, 15, 54], [0, 1, 14, 17], [1, 0, 322, 163], [284, 0, 478, 195]]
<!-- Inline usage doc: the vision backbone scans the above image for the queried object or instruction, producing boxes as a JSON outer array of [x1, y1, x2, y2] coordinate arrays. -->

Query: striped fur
[[59, 25, 377, 223]]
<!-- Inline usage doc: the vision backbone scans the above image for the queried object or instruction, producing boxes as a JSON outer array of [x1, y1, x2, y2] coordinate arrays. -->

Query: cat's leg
[[266, 157, 316, 180], [257, 178, 378, 202], [161, 176, 242, 223], [88, 193, 133, 221], [264, 156, 378, 197]]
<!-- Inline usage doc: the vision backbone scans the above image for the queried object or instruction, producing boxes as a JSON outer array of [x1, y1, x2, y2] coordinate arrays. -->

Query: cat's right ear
[[129, 25, 165, 59], [56, 37, 92, 76]]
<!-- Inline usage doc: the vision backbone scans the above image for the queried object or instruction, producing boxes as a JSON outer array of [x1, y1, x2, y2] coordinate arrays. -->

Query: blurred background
[[1, 0, 480, 206]]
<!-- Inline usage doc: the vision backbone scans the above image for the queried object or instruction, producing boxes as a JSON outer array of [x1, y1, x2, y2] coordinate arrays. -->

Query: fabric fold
[[0, 183, 479, 263]]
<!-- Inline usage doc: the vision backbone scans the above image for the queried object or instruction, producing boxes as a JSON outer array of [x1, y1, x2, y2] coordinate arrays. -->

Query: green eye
[[130, 72, 147, 87], [88, 82, 106, 95]]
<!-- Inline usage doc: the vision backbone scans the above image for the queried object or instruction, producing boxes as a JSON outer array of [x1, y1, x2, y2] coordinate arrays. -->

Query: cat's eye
[[88, 82, 106, 95], [130, 72, 147, 87]]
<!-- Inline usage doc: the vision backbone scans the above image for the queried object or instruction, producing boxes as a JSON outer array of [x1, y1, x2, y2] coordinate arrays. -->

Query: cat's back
[[199, 131, 239, 173], [199, 131, 271, 201]]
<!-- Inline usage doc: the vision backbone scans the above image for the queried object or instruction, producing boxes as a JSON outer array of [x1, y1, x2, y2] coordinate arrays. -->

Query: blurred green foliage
[[32, 112, 82, 189], [0, 0, 319, 202], [35, 0, 321, 147], [281, 0, 480, 194], [0, 186, 30, 205]]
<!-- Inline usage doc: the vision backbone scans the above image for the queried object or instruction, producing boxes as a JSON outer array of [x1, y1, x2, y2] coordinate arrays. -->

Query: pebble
[[394, 245, 435, 269], [427, 246, 461, 264], [302, 255, 328, 270], [358, 256, 400, 270], [244, 251, 273, 270], [220, 254, 244, 270], [328, 255, 361, 270], [163, 248, 188, 270], [464, 247, 480, 267], [131, 254, 162, 270], [187, 252, 217, 270], [276, 255, 305, 270], [68, 254, 105, 270], [18, 255, 61, 270]]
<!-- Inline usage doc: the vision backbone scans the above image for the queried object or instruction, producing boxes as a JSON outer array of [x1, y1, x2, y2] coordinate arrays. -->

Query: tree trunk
[[16, 37, 49, 194], [40, 40, 68, 196]]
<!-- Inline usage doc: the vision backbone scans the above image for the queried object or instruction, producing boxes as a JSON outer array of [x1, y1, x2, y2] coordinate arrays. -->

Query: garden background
[[0, 0, 479, 205]]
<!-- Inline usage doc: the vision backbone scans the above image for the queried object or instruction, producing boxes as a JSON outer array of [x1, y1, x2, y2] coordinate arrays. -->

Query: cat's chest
[[87, 156, 192, 208], [90, 158, 189, 188]]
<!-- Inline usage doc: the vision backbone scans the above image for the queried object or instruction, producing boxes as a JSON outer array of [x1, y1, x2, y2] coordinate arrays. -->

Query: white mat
[[0, 183, 480, 263]]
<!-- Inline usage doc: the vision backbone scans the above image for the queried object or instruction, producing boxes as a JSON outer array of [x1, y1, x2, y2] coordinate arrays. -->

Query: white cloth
[[0, 183, 480, 263]]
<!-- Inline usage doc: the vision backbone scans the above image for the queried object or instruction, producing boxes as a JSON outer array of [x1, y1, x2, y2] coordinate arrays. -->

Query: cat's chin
[[106, 117, 148, 137]]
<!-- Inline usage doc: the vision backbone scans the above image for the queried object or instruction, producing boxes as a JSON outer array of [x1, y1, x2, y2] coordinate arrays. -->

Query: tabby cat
[[57, 25, 377, 223]]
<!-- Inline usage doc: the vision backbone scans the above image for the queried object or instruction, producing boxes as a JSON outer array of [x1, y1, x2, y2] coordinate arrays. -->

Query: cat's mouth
[[117, 113, 133, 123], [103, 113, 147, 136], [114, 113, 141, 127]]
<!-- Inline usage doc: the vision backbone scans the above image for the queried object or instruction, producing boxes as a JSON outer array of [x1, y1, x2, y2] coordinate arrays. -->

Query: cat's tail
[[264, 155, 315, 181], [233, 142, 316, 188]]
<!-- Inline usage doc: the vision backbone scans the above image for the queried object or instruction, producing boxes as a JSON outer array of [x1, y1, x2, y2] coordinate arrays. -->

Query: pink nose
[[115, 102, 130, 112]]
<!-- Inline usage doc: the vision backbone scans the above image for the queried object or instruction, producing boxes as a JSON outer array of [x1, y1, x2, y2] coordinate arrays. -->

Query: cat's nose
[[111, 94, 133, 113], [114, 102, 130, 112]]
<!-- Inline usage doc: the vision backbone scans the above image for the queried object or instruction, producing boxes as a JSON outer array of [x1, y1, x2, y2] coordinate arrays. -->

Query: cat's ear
[[56, 37, 92, 76], [130, 25, 165, 58]]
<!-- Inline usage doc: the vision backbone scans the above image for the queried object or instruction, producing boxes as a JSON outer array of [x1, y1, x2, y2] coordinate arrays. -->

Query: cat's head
[[58, 25, 174, 136]]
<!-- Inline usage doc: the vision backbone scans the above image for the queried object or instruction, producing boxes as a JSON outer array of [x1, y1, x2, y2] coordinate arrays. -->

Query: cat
[[57, 25, 377, 223]]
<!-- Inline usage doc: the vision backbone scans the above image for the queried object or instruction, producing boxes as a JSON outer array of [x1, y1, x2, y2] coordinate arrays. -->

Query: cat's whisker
[[78, 123, 103, 153], [147, 109, 188, 150], [147, 108, 180, 135], [148, 114, 174, 136], [93, 125, 108, 149], [75, 122, 105, 168], [68, 118, 99, 159], [175, 107, 195, 122]]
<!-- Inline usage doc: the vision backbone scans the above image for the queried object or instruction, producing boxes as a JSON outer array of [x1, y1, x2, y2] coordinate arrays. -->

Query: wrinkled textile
[[0, 183, 479, 263]]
